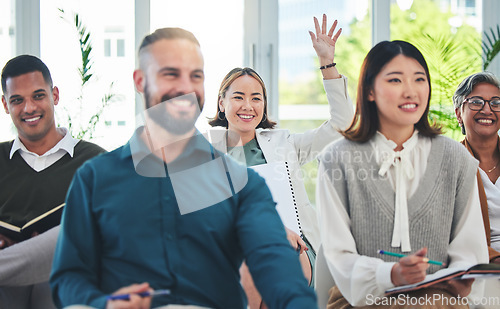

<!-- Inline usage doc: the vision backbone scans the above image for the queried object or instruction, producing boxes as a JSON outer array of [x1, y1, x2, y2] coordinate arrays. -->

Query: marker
[[377, 250, 445, 266], [107, 289, 171, 301]]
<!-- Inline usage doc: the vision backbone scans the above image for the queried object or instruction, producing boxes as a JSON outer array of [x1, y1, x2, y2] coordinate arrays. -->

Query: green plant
[[482, 25, 500, 71], [57, 9, 116, 140], [410, 33, 481, 139]]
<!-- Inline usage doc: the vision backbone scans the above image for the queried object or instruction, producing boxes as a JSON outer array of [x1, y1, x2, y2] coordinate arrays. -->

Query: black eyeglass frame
[[462, 96, 500, 112]]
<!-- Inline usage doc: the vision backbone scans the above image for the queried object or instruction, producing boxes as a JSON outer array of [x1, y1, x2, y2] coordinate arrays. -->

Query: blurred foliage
[[279, 0, 489, 204], [279, 68, 328, 106], [411, 33, 480, 140], [390, 0, 482, 139], [482, 25, 500, 70]]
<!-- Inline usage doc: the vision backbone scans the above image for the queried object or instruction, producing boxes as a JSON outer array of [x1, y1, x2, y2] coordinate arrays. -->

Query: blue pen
[[378, 250, 445, 266], [107, 289, 171, 301]]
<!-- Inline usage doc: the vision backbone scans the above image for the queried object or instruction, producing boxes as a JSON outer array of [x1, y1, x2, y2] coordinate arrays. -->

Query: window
[[103, 27, 126, 58], [0, 0, 15, 142], [104, 39, 111, 57], [278, 0, 370, 204], [40, 0, 136, 150], [150, 0, 244, 133], [117, 39, 125, 57]]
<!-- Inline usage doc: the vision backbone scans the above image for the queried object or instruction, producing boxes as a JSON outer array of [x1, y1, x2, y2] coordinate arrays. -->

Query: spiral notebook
[[250, 161, 302, 236]]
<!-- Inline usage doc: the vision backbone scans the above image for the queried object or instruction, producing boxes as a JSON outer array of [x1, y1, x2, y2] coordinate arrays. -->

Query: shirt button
[[166, 234, 174, 240]]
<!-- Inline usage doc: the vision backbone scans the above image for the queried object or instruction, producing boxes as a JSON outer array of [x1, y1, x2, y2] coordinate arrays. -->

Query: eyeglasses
[[463, 96, 500, 112]]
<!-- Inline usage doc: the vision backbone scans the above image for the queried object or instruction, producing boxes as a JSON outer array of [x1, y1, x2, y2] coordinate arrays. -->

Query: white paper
[[250, 161, 301, 235]]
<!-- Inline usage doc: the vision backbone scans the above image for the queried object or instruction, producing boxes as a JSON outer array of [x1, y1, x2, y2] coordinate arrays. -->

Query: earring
[[217, 111, 226, 121], [460, 123, 466, 135], [261, 113, 267, 122]]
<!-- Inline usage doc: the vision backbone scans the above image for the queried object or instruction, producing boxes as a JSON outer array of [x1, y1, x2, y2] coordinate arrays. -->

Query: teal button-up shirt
[[50, 130, 317, 309]]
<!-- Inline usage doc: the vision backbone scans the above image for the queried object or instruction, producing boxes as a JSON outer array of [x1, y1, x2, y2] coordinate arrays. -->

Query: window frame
[[14, 0, 500, 121]]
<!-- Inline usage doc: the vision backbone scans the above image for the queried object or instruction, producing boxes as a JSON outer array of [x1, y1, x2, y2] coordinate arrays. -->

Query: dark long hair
[[209, 67, 276, 129], [342, 40, 441, 142]]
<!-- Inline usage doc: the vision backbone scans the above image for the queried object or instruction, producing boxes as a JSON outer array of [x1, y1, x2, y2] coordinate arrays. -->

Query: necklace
[[485, 159, 500, 173]]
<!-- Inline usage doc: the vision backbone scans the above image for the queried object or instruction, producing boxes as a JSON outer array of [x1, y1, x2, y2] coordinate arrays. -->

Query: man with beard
[[50, 28, 317, 309]]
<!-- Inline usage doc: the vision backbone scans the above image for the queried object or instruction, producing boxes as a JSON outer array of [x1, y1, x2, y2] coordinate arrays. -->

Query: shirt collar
[[9, 127, 78, 159], [122, 127, 213, 163], [373, 130, 420, 152]]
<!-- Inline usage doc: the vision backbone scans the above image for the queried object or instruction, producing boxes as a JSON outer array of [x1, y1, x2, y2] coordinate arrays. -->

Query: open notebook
[[386, 263, 500, 295], [0, 203, 65, 241]]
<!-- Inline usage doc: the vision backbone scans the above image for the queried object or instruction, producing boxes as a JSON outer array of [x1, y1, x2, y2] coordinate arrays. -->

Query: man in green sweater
[[0, 55, 105, 309]]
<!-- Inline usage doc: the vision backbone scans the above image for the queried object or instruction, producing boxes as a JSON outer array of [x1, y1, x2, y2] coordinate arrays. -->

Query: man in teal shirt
[[50, 27, 317, 309]]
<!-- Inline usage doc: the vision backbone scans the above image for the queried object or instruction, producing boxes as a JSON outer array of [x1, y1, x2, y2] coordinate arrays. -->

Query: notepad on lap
[[250, 162, 301, 236], [385, 263, 500, 295], [0, 203, 65, 241]]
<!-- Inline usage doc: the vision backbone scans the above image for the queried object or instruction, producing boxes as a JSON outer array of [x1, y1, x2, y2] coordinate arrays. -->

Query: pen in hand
[[107, 289, 171, 301], [378, 250, 445, 266]]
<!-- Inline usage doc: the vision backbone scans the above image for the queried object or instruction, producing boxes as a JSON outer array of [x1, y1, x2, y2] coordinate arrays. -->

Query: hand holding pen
[[106, 282, 169, 309], [385, 247, 437, 287], [108, 289, 171, 301], [378, 250, 444, 266]]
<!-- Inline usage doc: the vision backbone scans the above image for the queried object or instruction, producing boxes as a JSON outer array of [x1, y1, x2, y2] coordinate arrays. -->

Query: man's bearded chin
[[144, 88, 203, 135]]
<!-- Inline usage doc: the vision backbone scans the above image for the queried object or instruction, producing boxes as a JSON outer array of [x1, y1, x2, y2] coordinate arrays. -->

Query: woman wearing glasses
[[454, 72, 500, 264]]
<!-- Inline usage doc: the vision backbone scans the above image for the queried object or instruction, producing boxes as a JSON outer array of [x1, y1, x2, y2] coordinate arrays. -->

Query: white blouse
[[478, 168, 500, 252], [317, 131, 488, 306]]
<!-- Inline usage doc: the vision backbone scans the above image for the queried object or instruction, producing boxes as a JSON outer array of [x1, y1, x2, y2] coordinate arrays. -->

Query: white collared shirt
[[10, 128, 79, 172]]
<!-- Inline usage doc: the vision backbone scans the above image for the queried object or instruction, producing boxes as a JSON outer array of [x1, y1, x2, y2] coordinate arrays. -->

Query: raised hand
[[309, 14, 342, 62]]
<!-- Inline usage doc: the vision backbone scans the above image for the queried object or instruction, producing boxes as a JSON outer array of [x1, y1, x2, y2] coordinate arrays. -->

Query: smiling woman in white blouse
[[454, 72, 500, 264], [316, 40, 488, 308], [208, 14, 354, 309]]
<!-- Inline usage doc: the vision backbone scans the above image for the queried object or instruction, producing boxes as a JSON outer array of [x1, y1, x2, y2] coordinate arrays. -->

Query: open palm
[[309, 14, 342, 61]]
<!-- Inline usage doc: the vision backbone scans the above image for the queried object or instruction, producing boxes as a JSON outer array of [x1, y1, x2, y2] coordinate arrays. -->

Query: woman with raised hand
[[454, 72, 500, 264], [208, 14, 354, 309], [316, 40, 488, 308]]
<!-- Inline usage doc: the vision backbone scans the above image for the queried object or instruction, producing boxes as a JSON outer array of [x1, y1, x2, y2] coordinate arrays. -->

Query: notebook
[[385, 263, 500, 295], [250, 161, 302, 236], [0, 203, 65, 241]]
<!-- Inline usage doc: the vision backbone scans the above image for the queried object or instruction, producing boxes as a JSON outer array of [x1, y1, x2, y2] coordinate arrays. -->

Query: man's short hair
[[1, 55, 53, 94], [138, 28, 200, 70], [139, 27, 200, 52]]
